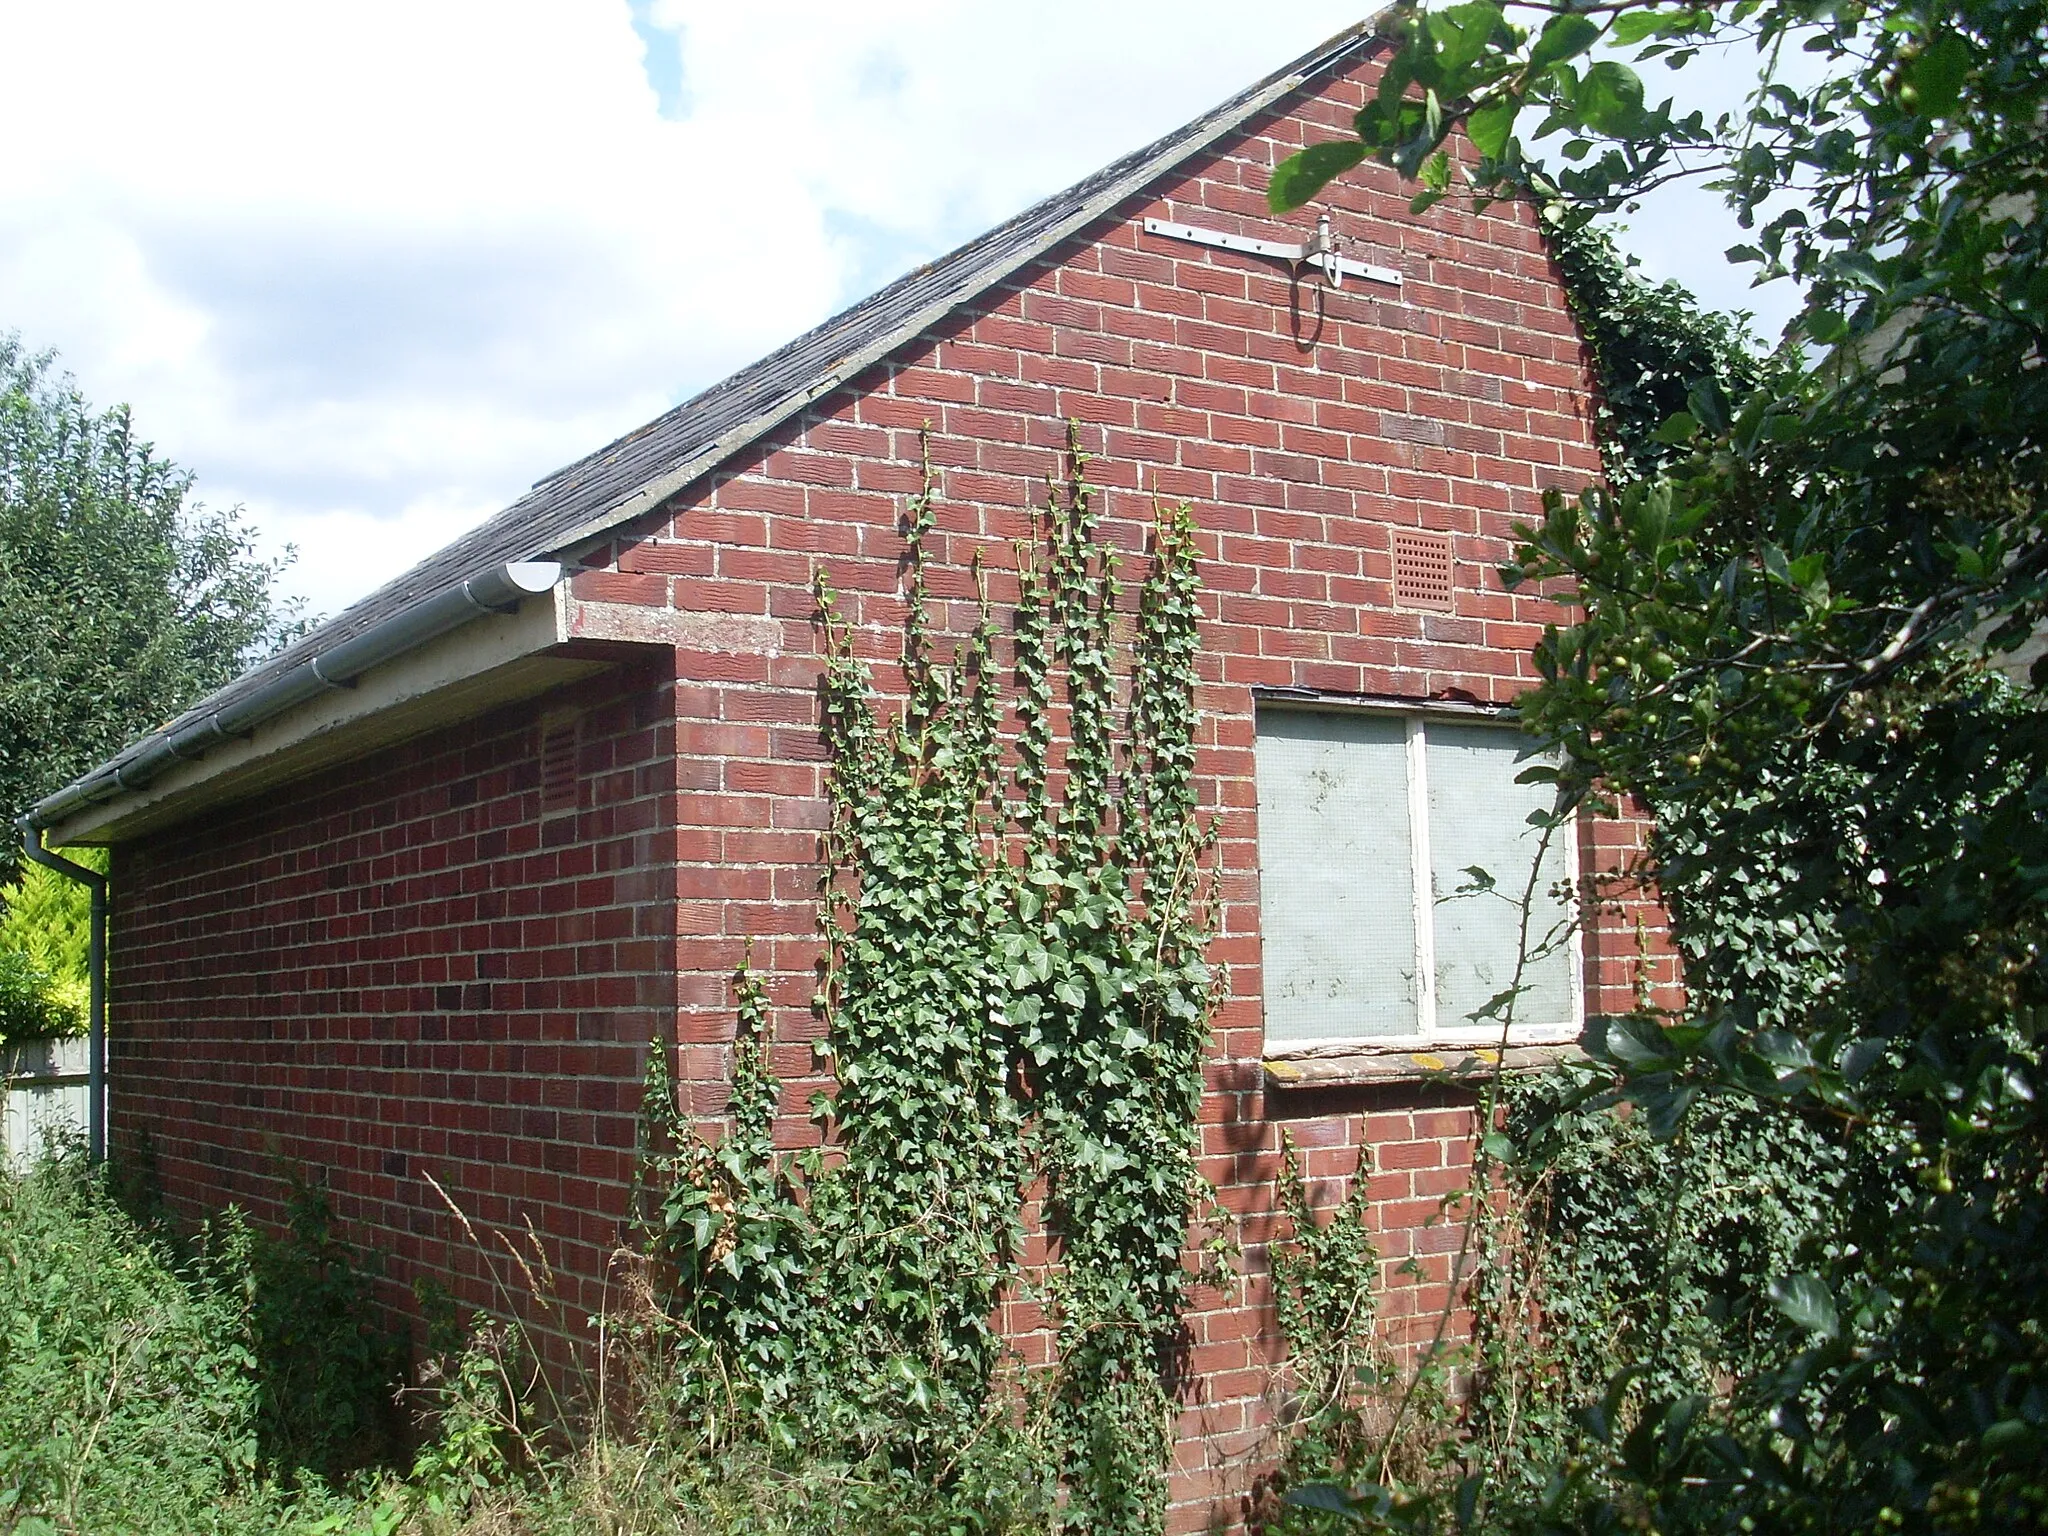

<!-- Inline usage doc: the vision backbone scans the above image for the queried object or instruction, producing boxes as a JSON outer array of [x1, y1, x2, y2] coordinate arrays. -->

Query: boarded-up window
[[1254, 707, 1577, 1043]]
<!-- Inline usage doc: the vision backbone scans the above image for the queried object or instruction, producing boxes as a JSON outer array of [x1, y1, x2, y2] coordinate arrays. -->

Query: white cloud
[[0, 3, 1777, 620]]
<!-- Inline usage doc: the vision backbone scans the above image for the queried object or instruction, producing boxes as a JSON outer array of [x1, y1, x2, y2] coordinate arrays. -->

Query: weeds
[[0, 1141, 358, 1534], [252, 1173, 407, 1481]]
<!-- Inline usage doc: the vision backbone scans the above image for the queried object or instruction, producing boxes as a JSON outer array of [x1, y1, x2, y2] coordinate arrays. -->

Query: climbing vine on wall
[[642, 426, 1221, 1533]]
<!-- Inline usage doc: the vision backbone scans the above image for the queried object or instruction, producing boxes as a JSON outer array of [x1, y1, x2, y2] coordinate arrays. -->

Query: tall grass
[[0, 1146, 1059, 1535]]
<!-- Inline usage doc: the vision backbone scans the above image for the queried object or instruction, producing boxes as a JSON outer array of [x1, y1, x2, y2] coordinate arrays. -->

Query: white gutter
[[13, 559, 567, 1165], [23, 560, 565, 832]]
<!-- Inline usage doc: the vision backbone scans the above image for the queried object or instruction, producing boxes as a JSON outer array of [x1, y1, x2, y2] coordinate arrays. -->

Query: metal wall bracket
[[1142, 214, 1402, 289]]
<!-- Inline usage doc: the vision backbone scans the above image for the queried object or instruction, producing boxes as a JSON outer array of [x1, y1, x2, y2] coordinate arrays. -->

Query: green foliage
[[638, 429, 1219, 1532], [1272, 1, 2048, 1531], [1462, 1083, 1853, 1521], [1272, 1082, 1856, 1535], [0, 336, 306, 850], [1267, 1138, 1398, 1495], [403, 1312, 540, 1522], [0, 845, 100, 1043], [0, 432, 1219, 1536], [394, 1286, 1063, 1536], [0, 947, 78, 1045], [1545, 222, 1771, 487], [0, 1145, 361, 1534], [0, 847, 96, 979], [250, 1174, 407, 1481]]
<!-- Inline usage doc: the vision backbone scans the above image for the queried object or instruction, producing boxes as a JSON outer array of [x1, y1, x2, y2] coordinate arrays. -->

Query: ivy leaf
[[1769, 1272, 1840, 1339]]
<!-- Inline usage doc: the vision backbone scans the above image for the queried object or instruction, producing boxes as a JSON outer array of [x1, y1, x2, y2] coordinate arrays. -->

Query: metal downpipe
[[17, 820, 107, 1163]]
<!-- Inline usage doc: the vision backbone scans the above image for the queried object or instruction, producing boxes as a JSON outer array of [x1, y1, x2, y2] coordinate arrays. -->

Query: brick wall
[[109, 657, 677, 1336], [568, 46, 1669, 1527], [102, 41, 1679, 1534]]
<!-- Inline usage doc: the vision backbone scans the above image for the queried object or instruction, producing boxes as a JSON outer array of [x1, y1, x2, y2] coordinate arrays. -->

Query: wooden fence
[[3, 1036, 90, 1165]]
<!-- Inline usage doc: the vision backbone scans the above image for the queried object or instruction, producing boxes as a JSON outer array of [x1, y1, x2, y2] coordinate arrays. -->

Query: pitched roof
[[42, 16, 1383, 824]]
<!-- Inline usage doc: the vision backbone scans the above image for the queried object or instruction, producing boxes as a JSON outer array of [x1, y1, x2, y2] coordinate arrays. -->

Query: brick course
[[104, 44, 1677, 1532]]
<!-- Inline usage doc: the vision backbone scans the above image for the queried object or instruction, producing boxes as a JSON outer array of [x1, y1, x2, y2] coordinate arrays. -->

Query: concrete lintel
[[567, 599, 783, 655]]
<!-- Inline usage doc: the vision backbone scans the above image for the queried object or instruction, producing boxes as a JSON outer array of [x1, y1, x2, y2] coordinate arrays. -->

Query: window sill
[[1262, 1036, 1583, 1089]]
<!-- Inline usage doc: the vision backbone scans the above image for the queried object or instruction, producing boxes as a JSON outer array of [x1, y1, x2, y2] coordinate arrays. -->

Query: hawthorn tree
[[1274, 2, 2048, 1530], [0, 337, 306, 864]]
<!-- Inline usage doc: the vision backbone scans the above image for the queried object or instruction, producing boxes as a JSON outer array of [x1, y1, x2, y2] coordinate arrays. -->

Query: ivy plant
[[640, 428, 1221, 1534]]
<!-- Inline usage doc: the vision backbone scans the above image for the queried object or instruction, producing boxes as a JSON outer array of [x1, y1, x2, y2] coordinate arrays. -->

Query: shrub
[[0, 946, 81, 1045], [0, 850, 96, 1045], [0, 1144, 355, 1534], [250, 1174, 408, 1482], [0, 852, 96, 983]]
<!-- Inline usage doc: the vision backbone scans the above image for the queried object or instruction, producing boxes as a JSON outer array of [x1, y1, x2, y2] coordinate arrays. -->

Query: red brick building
[[23, 19, 1671, 1524]]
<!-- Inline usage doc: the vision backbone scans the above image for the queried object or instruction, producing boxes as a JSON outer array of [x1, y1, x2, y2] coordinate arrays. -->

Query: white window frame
[[1255, 699, 1585, 1051]]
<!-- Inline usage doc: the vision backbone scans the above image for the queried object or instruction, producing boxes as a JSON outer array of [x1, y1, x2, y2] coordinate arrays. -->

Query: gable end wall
[[574, 47, 1674, 1529]]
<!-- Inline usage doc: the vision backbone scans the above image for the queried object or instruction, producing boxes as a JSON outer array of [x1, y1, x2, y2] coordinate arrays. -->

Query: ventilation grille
[[539, 714, 579, 815], [1392, 529, 1456, 612]]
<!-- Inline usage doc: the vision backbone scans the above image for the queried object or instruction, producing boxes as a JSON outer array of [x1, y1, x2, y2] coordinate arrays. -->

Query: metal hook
[[1312, 214, 1342, 290]]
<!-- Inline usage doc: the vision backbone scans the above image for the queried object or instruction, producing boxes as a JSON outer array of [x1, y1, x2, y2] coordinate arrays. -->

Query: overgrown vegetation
[[1273, 0, 2048, 1529], [26, 2, 2048, 1525], [0, 433, 1228, 1535], [0, 1147, 386, 1534], [1266, 225, 1876, 1534]]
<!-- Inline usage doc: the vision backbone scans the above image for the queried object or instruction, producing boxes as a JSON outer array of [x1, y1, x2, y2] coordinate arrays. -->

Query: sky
[[0, 2, 1800, 623]]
